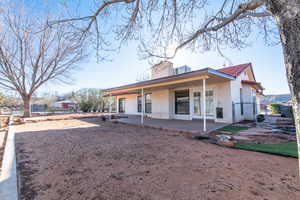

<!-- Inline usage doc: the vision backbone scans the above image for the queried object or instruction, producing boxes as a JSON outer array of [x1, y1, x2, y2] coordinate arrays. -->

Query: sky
[[39, 39, 289, 96], [25, 0, 290, 96]]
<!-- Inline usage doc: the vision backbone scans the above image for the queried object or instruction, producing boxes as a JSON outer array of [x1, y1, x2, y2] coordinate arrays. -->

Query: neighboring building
[[31, 104, 48, 113], [105, 61, 264, 124], [53, 99, 78, 110]]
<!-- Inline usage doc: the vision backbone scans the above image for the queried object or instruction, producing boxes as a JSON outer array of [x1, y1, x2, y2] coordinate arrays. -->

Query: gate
[[232, 102, 258, 123]]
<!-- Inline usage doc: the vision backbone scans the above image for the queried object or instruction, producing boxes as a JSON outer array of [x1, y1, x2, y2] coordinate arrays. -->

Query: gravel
[[15, 115, 300, 200]]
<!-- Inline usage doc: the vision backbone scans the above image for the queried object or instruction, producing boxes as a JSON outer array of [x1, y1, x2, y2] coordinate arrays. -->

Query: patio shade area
[[110, 114, 227, 134]]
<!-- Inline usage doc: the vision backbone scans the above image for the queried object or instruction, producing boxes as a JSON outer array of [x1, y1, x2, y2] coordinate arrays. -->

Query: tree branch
[[147, 0, 267, 59]]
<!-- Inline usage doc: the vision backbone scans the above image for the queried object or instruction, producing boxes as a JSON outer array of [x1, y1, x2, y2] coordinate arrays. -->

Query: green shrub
[[270, 103, 281, 114], [218, 125, 249, 132], [79, 102, 93, 112], [256, 114, 265, 122]]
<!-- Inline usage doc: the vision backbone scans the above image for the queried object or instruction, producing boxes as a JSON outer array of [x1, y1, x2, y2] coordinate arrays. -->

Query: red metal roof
[[217, 63, 251, 77]]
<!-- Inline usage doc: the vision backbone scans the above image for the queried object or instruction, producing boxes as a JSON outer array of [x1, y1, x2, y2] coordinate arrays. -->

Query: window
[[193, 92, 201, 115], [205, 91, 214, 115], [118, 98, 125, 113], [145, 93, 152, 113], [175, 90, 190, 115], [137, 96, 142, 112]]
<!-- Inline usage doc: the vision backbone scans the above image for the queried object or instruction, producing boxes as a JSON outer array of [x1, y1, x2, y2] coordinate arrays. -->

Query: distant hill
[[260, 94, 291, 105]]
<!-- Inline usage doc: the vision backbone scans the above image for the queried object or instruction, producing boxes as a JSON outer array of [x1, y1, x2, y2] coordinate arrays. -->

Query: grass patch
[[234, 142, 298, 158], [218, 125, 249, 132]]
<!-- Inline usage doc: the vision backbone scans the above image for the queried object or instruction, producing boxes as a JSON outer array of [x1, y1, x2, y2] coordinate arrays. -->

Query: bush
[[79, 102, 93, 112], [270, 103, 281, 114], [256, 114, 265, 122]]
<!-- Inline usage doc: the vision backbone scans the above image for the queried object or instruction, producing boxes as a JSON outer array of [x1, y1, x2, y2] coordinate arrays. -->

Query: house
[[105, 61, 263, 130], [53, 99, 78, 110]]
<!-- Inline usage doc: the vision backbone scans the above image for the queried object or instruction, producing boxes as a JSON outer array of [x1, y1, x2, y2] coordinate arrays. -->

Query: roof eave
[[207, 68, 235, 80], [105, 68, 235, 93]]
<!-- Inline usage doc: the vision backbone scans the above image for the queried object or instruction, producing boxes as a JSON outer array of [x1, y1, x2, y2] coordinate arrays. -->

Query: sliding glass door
[[192, 90, 214, 117], [193, 92, 201, 116], [205, 91, 214, 116], [118, 98, 125, 113], [175, 90, 190, 115]]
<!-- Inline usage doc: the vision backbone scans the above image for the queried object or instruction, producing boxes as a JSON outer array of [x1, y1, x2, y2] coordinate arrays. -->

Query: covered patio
[[106, 67, 235, 132], [110, 114, 227, 134]]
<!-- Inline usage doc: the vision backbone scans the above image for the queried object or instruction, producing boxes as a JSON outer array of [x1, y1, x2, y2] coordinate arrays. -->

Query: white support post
[[109, 93, 112, 113], [141, 88, 144, 125], [202, 78, 207, 132]]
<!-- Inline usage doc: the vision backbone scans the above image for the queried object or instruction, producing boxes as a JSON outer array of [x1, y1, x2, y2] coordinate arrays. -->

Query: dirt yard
[[15, 116, 300, 200]]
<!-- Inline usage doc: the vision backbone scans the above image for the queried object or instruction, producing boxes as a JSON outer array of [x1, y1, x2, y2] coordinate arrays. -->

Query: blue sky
[[25, 0, 289, 96]]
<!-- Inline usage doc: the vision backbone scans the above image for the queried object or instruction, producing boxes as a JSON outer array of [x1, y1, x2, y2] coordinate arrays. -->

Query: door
[[118, 98, 125, 113], [192, 90, 215, 118]]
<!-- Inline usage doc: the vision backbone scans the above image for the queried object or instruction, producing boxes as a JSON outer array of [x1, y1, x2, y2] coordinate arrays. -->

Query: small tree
[[73, 88, 106, 112], [0, 5, 87, 117], [270, 103, 281, 114]]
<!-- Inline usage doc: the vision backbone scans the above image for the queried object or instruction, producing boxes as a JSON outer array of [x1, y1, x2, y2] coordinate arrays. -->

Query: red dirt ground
[[15, 116, 300, 200]]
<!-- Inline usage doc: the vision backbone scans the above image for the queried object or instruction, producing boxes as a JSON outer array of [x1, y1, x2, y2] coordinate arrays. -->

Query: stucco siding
[[215, 81, 232, 123], [230, 69, 260, 122], [114, 69, 261, 124], [117, 94, 139, 115], [169, 81, 232, 123], [151, 89, 170, 119]]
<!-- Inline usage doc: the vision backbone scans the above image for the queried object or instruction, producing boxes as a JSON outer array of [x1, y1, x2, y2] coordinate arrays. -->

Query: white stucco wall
[[116, 80, 233, 123], [168, 81, 232, 123], [230, 68, 260, 122], [115, 67, 260, 124], [215, 81, 232, 123], [151, 89, 171, 119], [116, 94, 139, 115], [116, 90, 171, 118]]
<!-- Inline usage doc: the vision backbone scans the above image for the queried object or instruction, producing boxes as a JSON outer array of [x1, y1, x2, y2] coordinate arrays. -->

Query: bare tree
[[0, 6, 87, 117]]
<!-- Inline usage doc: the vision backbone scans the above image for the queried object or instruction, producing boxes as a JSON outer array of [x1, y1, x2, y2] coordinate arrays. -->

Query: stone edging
[[0, 116, 19, 200]]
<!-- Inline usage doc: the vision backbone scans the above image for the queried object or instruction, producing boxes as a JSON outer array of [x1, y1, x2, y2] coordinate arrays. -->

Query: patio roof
[[105, 67, 235, 94], [241, 80, 264, 90]]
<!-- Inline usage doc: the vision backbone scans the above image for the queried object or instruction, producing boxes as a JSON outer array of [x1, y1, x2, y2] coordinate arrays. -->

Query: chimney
[[151, 61, 174, 79]]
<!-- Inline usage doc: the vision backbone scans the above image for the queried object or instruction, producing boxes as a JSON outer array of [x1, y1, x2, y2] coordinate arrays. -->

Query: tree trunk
[[23, 95, 31, 117], [267, 0, 300, 175]]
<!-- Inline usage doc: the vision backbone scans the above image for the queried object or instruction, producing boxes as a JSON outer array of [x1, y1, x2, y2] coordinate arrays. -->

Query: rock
[[217, 140, 236, 147], [195, 135, 210, 140], [216, 135, 232, 142], [216, 135, 237, 146], [232, 136, 251, 141], [13, 117, 25, 125]]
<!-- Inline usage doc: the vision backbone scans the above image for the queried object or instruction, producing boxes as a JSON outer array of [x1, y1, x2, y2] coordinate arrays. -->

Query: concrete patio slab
[[111, 114, 227, 135]]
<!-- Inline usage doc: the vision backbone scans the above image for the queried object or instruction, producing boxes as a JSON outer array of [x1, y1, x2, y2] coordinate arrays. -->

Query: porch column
[[202, 78, 206, 132], [141, 88, 144, 125], [109, 92, 112, 113]]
